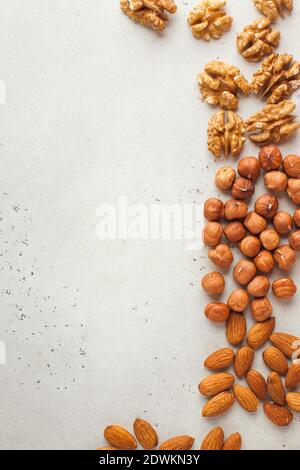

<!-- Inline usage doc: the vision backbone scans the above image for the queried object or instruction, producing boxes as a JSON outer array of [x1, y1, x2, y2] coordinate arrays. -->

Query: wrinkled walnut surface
[[188, 0, 232, 40], [120, 0, 177, 31], [254, 0, 293, 21], [208, 110, 245, 158], [237, 18, 280, 62]]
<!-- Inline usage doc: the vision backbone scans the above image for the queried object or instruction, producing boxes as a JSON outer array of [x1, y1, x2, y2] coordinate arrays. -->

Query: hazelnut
[[238, 156, 261, 182], [204, 198, 224, 221], [247, 275, 270, 298], [264, 171, 288, 193], [224, 221, 246, 243], [227, 288, 249, 312], [255, 194, 278, 218], [201, 272, 225, 296], [259, 145, 282, 171], [254, 250, 275, 274], [233, 259, 256, 286], [273, 245, 296, 272], [283, 154, 300, 178], [203, 222, 223, 247], [289, 230, 300, 251], [273, 211, 292, 236], [272, 278, 297, 299], [251, 297, 273, 322], [224, 200, 248, 220], [231, 177, 255, 200], [260, 228, 280, 251], [208, 244, 233, 269], [215, 166, 236, 191], [287, 179, 300, 205], [239, 235, 261, 258], [204, 302, 230, 323], [244, 211, 267, 234], [293, 208, 300, 228]]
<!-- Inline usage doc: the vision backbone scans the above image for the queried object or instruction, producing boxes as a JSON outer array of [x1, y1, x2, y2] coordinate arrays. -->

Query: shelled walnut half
[[254, 0, 293, 21], [251, 54, 300, 104], [237, 18, 280, 62], [245, 100, 300, 145], [188, 0, 233, 40], [208, 110, 245, 158], [120, 0, 177, 31], [198, 61, 250, 110]]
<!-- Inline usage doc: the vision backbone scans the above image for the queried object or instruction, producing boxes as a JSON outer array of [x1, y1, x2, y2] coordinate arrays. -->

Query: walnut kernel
[[237, 17, 280, 62], [120, 0, 177, 31], [188, 0, 233, 41], [208, 110, 245, 158]]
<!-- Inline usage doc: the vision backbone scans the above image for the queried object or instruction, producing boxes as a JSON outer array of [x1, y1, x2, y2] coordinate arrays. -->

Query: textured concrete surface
[[0, 0, 300, 450]]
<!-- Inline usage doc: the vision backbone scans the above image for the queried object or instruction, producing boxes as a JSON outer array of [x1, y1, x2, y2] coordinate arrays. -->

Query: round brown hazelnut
[[273, 245, 296, 272], [237, 157, 260, 182], [203, 222, 223, 247], [204, 302, 230, 323], [273, 211, 292, 236], [255, 194, 278, 218], [283, 154, 300, 178], [204, 198, 224, 221], [239, 235, 261, 258], [244, 211, 267, 234], [259, 145, 282, 171], [287, 179, 300, 205], [289, 230, 300, 251], [254, 250, 275, 274], [264, 171, 288, 193], [247, 275, 270, 297], [259, 228, 280, 251], [251, 297, 273, 322], [215, 166, 236, 191], [293, 208, 300, 228], [208, 244, 233, 269], [272, 278, 297, 299], [224, 200, 248, 221], [231, 177, 255, 200], [224, 221, 246, 243], [233, 259, 257, 286], [227, 288, 249, 312], [201, 272, 225, 296]]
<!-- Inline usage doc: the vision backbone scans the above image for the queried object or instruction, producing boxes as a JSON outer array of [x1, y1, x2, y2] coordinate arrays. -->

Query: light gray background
[[0, 0, 300, 450]]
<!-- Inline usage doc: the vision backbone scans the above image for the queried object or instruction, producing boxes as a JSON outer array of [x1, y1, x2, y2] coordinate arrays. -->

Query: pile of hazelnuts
[[202, 145, 300, 327]]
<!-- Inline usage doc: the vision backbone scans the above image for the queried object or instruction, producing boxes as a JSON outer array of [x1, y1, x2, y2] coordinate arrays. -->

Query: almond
[[226, 311, 247, 346], [204, 348, 235, 371], [267, 372, 286, 405], [104, 425, 137, 450], [247, 317, 275, 350], [222, 432, 242, 450], [200, 427, 224, 450], [159, 435, 194, 450], [97, 446, 118, 450], [270, 332, 300, 358], [285, 362, 300, 389], [263, 347, 289, 375], [233, 384, 259, 413], [263, 403, 293, 427], [199, 373, 235, 397], [246, 369, 268, 401], [202, 391, 235, 417], [234, 346, 254, 378], [286, 392, 300, 412], [133, 418, 158, 450]]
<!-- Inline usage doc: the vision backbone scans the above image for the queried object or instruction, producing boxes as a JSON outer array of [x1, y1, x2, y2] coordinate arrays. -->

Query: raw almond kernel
[[202, 391, 235, 418], [233, 384, 259, 413], [97, 446, 118, 450], [270, 332, 300, 358], [226, 311, 247, 346], [199, 373, 235, 397], [204, 348, 235, 371], [286, 392, 300, 412], [104, 425, 137, 450], [263, 403, 293, 427], [133, 418, 158, 450], [285, 362, 300, 389], [267, 372, 286, 406], [222, 432, 242, 451], [246, 369, 268, 401], [234, 346, 254, 378], [159, 435, 194, 451], [200, 427, 224, 450], [263, 347, 289, 375], [247, 317, 275, 350]]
